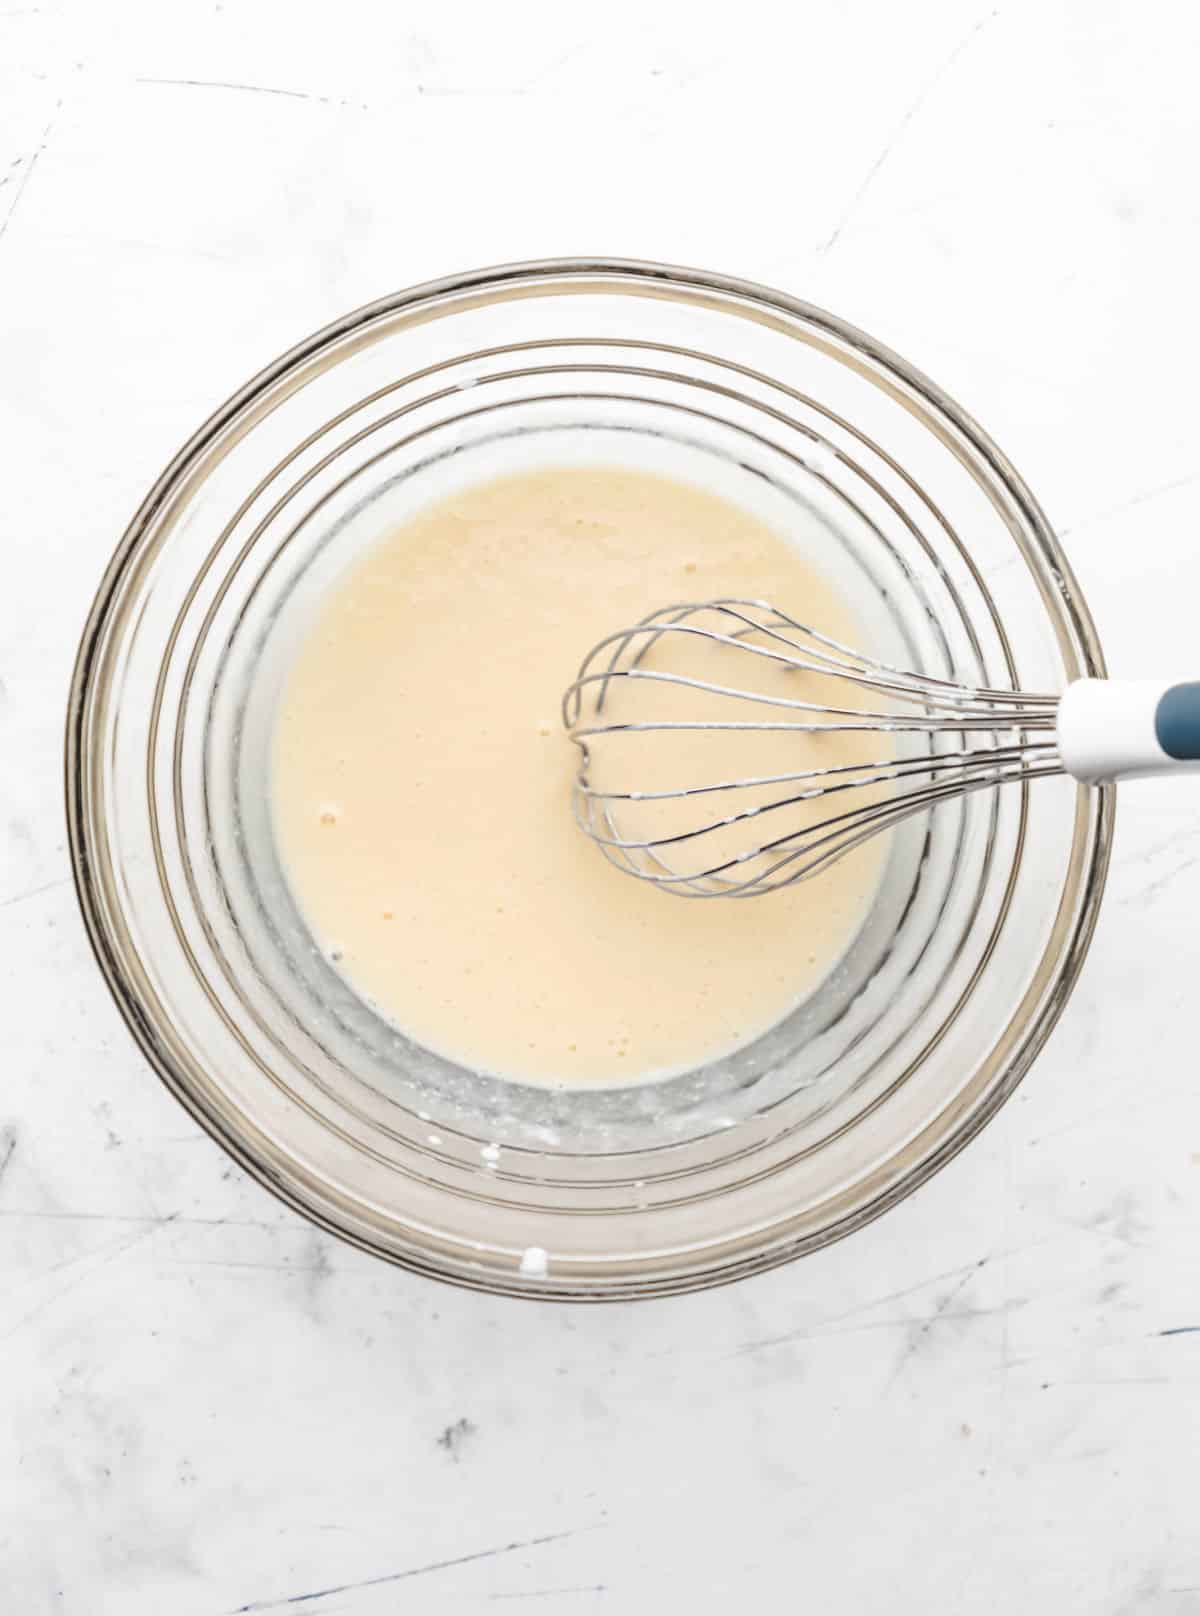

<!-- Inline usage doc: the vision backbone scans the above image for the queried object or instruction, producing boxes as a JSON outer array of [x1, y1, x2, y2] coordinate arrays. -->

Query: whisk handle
[[1058, 679, 1200, 783]]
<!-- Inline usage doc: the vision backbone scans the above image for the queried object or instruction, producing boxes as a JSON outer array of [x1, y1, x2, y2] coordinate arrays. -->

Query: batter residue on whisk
[[272, 466, 884, 1085]]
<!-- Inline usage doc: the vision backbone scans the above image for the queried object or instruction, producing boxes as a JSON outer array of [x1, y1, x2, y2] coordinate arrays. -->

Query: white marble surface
[[4, 2, 1200, 1610]]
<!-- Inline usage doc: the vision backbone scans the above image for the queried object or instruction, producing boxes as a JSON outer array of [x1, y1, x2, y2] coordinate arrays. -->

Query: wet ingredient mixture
[[272, 466, 885, 1084]]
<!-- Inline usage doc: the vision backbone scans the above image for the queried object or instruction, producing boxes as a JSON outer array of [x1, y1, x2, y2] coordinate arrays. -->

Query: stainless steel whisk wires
[[561, 599, 1065, 897]]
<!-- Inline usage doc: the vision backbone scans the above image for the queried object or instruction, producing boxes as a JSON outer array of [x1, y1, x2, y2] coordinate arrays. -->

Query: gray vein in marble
[[135, 76, 336, 105], [728, 1252, 994, 1356], [1116, 848, 1200, 908], [0, 873, 72, 910], [489, 1589, 607, 1602], [887, 1264, 984, 1383], [302, 1230, 333, 1315], [1086, 1189, 1151, 1248], [164, 1256, 327, 1272], [0, 1214, 178, 1345], [0, 1207, 288, 1228], [1059, 470, 1200, 538], [739, 1301, 1023, 1354], [229, 1526, 603, 1613], [0, 96, 61, 246], [819, 9, 997, 254], [0, 1123, 16, 1185]]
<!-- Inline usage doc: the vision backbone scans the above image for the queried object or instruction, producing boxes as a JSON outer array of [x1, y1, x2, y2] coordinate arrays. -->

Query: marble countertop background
[[3, 2, 1200, 1610]]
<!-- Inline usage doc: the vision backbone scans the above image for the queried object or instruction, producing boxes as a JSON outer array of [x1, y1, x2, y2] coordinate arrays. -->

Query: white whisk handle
[[1057, 679, 1200, 783]]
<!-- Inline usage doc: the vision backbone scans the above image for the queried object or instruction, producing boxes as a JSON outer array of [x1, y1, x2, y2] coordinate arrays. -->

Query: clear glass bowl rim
[[64, 256, 1114, 1297]]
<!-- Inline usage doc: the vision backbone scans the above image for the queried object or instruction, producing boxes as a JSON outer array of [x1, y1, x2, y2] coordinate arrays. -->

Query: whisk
[[561, 598, 1200, 898]]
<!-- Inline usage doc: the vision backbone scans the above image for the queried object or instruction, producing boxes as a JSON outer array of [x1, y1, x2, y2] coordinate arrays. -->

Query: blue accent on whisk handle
[[1155, 682, 1200, 760]]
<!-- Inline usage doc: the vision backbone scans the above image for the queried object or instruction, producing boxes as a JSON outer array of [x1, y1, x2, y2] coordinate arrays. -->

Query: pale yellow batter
[[272, 466, 884, 1085]]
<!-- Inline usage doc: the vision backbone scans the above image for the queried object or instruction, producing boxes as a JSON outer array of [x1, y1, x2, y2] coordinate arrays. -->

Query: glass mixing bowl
[[66, 259, 1112, 1299]]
